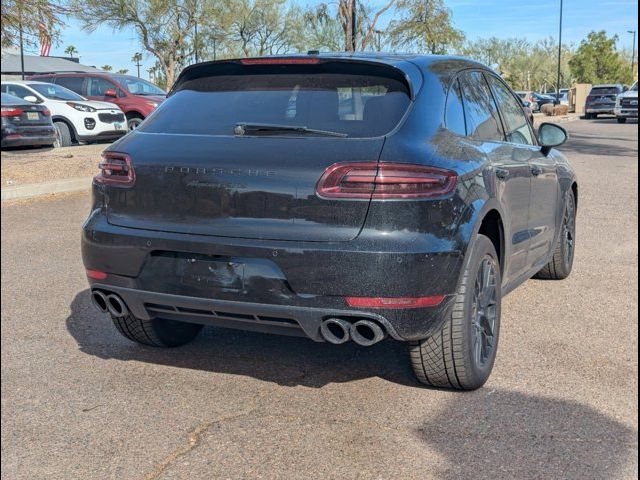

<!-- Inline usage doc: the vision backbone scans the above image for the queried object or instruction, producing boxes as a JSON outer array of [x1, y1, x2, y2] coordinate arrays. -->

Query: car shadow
[[562, 131, 637, 157], [66, 289, 420, 388], [417, 388, 638, 479]]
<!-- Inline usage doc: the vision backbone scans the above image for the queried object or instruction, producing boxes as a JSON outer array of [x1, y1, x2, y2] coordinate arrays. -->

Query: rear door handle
[[495, 168, 509, 180], [531, 166, 544, 176]]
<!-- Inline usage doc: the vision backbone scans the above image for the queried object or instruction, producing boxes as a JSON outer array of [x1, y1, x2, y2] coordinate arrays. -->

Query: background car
[[521, 99, 535, 125], [515, 91, 539, 111], [30, 72, 165, 130], [585, 84, 625, 119], [614, 81, 638, 123], [1, 92, 57, 148], [1, 81, 127, 147], [532, 92, 556, 110], [547, 89, 569, 106]]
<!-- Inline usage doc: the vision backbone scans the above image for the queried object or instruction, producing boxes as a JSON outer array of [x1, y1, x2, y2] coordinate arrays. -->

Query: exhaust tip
[[320, 318, 351, 344], [91, 290, 108, 313], [350, 320, 386, 347], [106, 294, 128, 318]]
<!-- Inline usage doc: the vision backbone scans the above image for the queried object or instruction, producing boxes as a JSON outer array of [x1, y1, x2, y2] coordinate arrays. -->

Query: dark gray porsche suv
[[83, 54, 577, 390]]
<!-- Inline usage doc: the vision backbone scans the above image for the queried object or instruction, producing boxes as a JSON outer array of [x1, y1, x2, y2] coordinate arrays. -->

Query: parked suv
[[585, 84, 625, 118], [29, 73, 165, 130], [614, 81, 638, 123], [83, 55, 577, 390], [2, 81, 126, 147]]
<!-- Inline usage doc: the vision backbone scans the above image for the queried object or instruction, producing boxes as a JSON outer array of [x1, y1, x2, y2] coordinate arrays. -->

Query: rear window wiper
[[234, 123, 348, 138]]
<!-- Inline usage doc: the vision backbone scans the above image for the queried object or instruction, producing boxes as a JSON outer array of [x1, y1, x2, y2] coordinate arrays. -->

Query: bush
[[541, 104, 555, 116], [554, 104, 569, 116]]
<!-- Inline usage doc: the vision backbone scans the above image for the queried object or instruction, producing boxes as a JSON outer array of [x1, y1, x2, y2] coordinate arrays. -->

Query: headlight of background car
[[66, 102, 97, 112], [145, 101, 159, 108]]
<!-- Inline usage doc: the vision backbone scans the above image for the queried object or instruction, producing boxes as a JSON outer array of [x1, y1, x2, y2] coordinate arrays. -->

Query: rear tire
[[535, 190, 576, 280], [409, 235, 501, 390], [126, 114, 144, 130], [617, 117, 627, 124], [53, 121, 72, 147], [111, 313, 203, 347]]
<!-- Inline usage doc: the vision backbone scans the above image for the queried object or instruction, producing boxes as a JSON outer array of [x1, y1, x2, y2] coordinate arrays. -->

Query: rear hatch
[[104, 59, 412, 242], [587, 86, 620, 105]]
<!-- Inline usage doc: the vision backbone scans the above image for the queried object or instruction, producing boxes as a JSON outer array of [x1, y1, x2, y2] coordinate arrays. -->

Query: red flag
[[38, 22, 51, 56]]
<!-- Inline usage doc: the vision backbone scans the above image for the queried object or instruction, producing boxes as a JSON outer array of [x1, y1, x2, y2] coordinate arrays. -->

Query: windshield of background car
[[590, 87, 620, 95], [28, 83, 84, 101], [632, 82, 638, 92], [141, 64, 412, 138], [113, 75, 165, 95]]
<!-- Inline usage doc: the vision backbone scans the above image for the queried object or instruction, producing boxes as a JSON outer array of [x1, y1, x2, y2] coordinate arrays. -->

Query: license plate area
[[180, 258, 244, 290], [26, 112, 39, 120]]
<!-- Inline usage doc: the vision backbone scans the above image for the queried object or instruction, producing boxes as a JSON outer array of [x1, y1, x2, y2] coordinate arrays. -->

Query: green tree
[[64, 45, 78, 57], [569, 31, 627, 84], [388, 0, 464, 54], [116, 68, 129, 74], [1, 0, 66, 49], [73, 0, 224, 88], [101, 64, 113, 71]]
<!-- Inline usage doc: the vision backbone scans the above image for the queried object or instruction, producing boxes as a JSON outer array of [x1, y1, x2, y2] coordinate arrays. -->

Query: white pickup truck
[[615, 81, 638, 124]]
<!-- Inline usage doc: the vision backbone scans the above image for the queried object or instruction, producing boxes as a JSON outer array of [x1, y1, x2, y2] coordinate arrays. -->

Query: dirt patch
[[1, 143, 106, 186]]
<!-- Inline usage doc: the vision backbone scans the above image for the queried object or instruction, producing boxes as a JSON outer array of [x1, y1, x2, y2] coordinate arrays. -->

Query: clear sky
[[24, 0, 639, 80]]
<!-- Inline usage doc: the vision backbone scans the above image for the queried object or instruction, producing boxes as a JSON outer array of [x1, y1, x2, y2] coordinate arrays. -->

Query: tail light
[[346, 295, 446, 309], [240, 57, 320, 65], [42, 108, 51, 117], [316, 162, 457, 200], [1, 107, 23, 117], [95, 152, 136, 187]]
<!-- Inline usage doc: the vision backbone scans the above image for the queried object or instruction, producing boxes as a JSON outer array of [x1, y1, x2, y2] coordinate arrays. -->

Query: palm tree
[[116, 68, 129, 74], [64, 45, 78, 57], [101, 65, 113, 72], [131, 52, 143, 77]]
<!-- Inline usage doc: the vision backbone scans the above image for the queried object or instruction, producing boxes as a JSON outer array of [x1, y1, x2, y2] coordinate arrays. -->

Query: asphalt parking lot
[[1, 118, 638, 479]]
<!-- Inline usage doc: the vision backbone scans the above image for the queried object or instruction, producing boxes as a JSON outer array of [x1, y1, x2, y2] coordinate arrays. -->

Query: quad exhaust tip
[[91, 290, 108, 313], [106, 294, 129, 317], [320, 318, 387, 346], [320, 318, 352, 344], [350, 320, 386, 347]]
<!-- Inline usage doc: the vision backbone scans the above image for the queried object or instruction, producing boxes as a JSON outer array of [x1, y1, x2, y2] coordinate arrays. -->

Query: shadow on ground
[[66, 289, 419, 388], [417, 389, 638, 478], [563, 130, 638, 157]]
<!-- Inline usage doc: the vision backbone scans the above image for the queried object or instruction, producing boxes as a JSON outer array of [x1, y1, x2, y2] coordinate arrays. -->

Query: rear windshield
[[141, 63, 411, 138], [28, 83, 84, 101], [590, 87, 620, 95]]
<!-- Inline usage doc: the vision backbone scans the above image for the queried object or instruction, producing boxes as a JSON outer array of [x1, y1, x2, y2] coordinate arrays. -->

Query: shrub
[[541, 104, 555, 116], [554, 104, 569, 116]]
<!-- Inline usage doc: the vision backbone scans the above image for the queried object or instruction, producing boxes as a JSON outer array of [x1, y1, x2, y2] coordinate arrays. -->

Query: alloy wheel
[[470, 257, 498, 367]]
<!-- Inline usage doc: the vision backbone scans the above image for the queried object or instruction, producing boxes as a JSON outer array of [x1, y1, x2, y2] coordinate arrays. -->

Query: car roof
[[591, 84, 623, 88], [2, 80, 52, 85], [174, 53, 493, 98]]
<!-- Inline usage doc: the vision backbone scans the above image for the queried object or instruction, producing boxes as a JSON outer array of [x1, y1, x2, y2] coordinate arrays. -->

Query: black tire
[[53, 121, 72, 147], [409, 234, 501, 390], [111, 313, 203, 347], [126, 114, 144, 130], [535, 190, 576, 280], [617, 117, 627, 124]]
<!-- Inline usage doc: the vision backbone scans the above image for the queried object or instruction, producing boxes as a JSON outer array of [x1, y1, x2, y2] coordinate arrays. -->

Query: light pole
[[555, 0, 563, 105], [628, 30, 637, 81], [374, 30, 383, 51]]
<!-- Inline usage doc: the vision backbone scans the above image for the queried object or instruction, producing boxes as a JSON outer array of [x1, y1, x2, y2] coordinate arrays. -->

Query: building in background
[[1, 48, 100, 80]]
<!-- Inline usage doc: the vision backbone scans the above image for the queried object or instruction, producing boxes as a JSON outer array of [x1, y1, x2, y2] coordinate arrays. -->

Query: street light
[[628, 30, 637, 81], [555, 0, 564, 105], [374, 30, 384, 51]]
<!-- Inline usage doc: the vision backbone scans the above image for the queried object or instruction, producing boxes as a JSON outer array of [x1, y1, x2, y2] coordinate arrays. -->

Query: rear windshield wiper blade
[[234, 123, 348, 138]]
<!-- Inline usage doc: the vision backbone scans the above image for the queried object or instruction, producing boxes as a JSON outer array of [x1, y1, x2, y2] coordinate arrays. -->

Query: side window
[[459, 71, 504, 142], [88, 78, 116, 96], [445, 78, 466, 136], [486, 74, 534, 146], [5, 84, 32, 99], [56, 76, 84, 94]]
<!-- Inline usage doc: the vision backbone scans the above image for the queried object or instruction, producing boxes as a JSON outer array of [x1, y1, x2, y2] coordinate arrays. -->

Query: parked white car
[[1, 80, 127, 147], [614, 81, 638, 124]]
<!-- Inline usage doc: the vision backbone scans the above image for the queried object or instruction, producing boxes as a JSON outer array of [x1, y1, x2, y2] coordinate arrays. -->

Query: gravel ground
[[1, 118, 637, 479], [1, 143, 105, 186]]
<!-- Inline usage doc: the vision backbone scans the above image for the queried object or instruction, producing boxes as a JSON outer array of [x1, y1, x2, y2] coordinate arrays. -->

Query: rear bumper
[[89, 284, 456, 341], [1, 132, 56, 147], [82, 209, 464, 341], [77, 130, 127, 142]]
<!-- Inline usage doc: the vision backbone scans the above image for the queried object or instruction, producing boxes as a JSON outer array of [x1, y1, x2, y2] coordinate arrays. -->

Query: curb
[[1, 177, 92, 201]]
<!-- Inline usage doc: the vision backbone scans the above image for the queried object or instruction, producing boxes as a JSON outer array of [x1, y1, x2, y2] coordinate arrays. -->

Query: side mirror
[[538, 123, 568, 155], [104, 89, 118, 97], [623, 86, 629, 92], [24, 95, 39, 103], [522, 101, 531, 108]]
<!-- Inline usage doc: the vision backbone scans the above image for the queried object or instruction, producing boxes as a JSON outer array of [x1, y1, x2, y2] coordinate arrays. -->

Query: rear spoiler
[[170, 57, 418, 100]]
